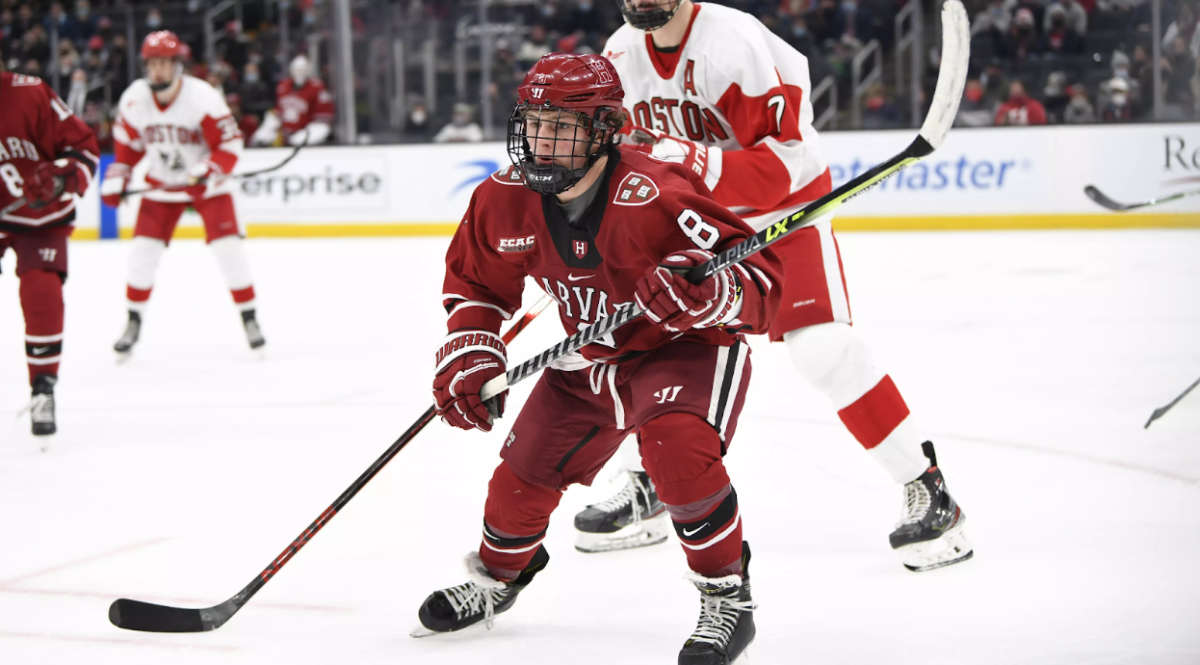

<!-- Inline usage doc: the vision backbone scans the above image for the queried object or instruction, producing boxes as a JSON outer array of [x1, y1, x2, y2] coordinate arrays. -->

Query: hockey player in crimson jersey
[[414, 53, 780, 664], [580, 0, 974, 573], [102, 31, 265, 357], [0, 65, 99, 436], [249, 56, 334, 147]]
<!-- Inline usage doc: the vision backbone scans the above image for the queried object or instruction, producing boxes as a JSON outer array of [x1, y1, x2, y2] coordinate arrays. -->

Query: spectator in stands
[[1044, 0, 1087, 36], [146, 8, 164, 32], [1, 9, 15, 52], [14, 4, 37, 42], [1000, 8, 1040, 61], [955, 78, 995, 127], [43, 2, 81, 45], [407, 101, 432, 139], [994, 80, 1048, 124], [861, 82, 902, 128], [65, 67, 87, 116], [981, 58, 1011, 108], [106, 33, 131, 93], [834, 0, 875, 48], [1040, 5, 1084, 55], [1102, 76, 1134, 121], [239, 61, 275, 121], [807, 0, 841, 46], [971, 0, 1012, 38], [1042, 71, 1071, 122], [434, 102, 485, 143], [19, 24, 49, 67], [1164, 35, 1197, 107], [226, 92, 261, 140], [516, 24, 551, 69], [1062, 84, 1096, 123], [783, 14, 834, 83], [1163, 2, 1200, 60], [74, 1, 98, 44]]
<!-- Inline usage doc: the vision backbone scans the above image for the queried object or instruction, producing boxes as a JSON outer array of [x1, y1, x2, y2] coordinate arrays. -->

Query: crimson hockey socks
[[21, 269, 64, 383]]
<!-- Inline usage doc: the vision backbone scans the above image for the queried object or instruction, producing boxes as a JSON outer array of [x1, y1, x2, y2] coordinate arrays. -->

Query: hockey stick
[[1084, 184, 1200, 212], [2, 137, 308, 217], [1144, 376, 1200, 429], [481, 0, 970, 403], [108, 294, 555, 633], [118, 137, 307, 199]]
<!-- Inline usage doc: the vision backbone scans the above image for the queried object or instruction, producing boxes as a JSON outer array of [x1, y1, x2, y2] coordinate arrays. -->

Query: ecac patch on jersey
[[612, 172, 659, 206], [491, 164, 526, 185], [497, 235, 536, 253]]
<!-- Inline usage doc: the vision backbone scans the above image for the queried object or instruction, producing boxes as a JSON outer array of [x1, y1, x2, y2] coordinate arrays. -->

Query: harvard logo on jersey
[[498, 235, 536, 253], [491, 164, 526, 185], [612, 172, 660, 206], [574, 240, 588, 259]]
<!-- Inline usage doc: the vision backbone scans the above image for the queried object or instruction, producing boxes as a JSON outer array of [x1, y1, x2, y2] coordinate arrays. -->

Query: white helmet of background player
[[140, 30, 186, 92], [289, 55, 310, 86], [618, 0, 684, 32]]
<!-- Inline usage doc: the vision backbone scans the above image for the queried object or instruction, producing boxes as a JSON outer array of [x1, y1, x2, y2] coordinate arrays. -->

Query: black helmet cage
[[507, 103, 618, 196], [617, 0, 680, 32]]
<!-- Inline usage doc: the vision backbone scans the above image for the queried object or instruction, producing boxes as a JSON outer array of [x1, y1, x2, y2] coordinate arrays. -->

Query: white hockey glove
[[185, 160, 224, 199], [100, 163, 130, 208], [289, 121, 330, 146], [637, 128, 723, 192], [251, 111, 281, 147]]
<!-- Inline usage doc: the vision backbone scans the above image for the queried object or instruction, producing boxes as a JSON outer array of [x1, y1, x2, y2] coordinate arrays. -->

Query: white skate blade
[[409, 624, 440, 638], [575, 513, 670, 553], [896, 520, 974, 572], [115, 350, 133, 364]]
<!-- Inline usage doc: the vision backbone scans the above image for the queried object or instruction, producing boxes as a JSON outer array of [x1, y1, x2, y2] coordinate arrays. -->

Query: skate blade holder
[[898, 521, 974, 572], [574, 513, 671, 553]]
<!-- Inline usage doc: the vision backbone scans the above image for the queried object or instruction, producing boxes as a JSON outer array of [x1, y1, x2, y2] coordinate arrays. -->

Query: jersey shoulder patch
[[490, 164, 526, 186], [10, 74, 44, 88], [612, 171, 660, 206]]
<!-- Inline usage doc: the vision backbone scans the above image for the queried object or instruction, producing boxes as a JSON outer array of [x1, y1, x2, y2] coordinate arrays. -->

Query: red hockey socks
[[837, 374, 910, 450], [479, 461, 563, 580], [20, 269, 64, 384]]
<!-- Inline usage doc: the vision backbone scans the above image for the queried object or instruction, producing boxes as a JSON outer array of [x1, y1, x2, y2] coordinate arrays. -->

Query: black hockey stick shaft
[[1144, 376, 1200, 429], [483, 137, 935, 401], [109, 295, 554, 633], [1084, 184, 1200, 212], [118, 140, 306, 198]]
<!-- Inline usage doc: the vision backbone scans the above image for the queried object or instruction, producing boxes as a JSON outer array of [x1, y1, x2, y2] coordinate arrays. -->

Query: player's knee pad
[[483, 461, 564, 539], [665, 483, 744, 576], [638, 412, 730, 506], [208, 235, 253, 291], [783, 322, 885, 409], [127, 236, 167, 290]]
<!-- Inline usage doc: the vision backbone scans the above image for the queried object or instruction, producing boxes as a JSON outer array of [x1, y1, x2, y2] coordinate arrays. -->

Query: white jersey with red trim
[[603, 2, 831, 228], [113, 76, 243, 203]]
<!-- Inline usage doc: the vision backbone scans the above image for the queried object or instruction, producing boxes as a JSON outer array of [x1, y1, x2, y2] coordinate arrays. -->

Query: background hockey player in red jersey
[[250, 55, 334, 147], [101, 31, 265, 357], [414, 53, 782, 664], [580, 0, 973, 573], [0, 64, 99, 436]]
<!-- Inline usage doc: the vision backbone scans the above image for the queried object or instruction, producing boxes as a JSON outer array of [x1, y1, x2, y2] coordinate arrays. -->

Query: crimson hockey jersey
[[113, 75, 243, 202], [273, 78, 335, 139], [603, 2, 832, 228], [443, 146, 783, 364], [0, 72, 99, 235]]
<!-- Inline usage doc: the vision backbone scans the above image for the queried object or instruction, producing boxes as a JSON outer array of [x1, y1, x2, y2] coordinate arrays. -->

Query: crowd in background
[[2, 0, 1197, 147]]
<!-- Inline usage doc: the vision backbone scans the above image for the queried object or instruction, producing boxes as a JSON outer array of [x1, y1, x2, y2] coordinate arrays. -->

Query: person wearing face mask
[[970, 0, 1011, 38], [1102, 77, 1133, 121], [250, 55, 334, 147], [407, 102, 430, 138], [833, 0, 874, 46], [1062, 84, 1096, 124], [1039, 5, 1083, 55], [1001, 8, 1039, 61], [955, 78, 995, 126], [238, 61, 273, 124], [433, 102, 484, 143], [145, 9, 163, 31], [994, 80, 1047, 125]]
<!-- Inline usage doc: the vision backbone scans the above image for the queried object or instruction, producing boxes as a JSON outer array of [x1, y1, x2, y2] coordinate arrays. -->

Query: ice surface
[[2, 230, 1198, 664]]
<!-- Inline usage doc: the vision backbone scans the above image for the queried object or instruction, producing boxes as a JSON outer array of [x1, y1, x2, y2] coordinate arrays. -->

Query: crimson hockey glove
[[432, 330, 508, 432], [27, 159, 84, 209], [635, 250, 743, 333]]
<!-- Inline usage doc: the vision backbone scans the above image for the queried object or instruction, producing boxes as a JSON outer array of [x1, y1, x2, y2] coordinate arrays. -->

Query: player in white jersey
[[572, 0, 973, 573], [101, 31, 265, 358]]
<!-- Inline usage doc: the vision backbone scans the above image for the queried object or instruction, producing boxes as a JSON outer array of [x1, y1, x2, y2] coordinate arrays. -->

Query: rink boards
[[72, 123, 1200, 240]]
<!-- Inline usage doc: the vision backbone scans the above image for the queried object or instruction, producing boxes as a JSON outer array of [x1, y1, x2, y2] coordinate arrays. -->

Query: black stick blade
[[1084, 185, 1132, 211], [110, 598, 208, 632]]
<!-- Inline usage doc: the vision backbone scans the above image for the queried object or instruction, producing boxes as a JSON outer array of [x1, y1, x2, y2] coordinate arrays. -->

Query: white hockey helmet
[[289, 55, 310, 85]]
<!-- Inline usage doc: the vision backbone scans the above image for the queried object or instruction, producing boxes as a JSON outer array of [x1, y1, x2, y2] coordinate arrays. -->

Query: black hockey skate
[[29, 374, 57, 436], [574, 469, 669, 553], [113, 311, 141, 358], [412, 544, 549, 636], [889, 442, 974, 572], [679, 541, 757, 665], [241, 309, 265, 350]]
